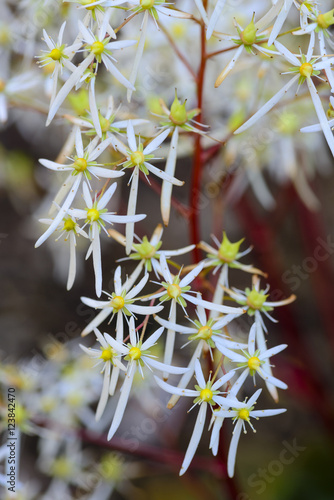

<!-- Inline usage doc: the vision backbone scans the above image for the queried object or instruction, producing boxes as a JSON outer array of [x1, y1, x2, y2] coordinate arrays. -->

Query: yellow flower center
[[91, 41, 105, 55], [247, 356, 261, 371], [167, 283, 182, 299], [246, 290, 267, 310], [130, 150, 145, 166], [0, 79, 5, 92], [238, 408, 250, 420], [63, 219, 76, 232], [87, 208, 100, 222], [299, 63, 313, 78], [49, 48, 62, 61], [101, 348, 113, 362], [129, 346, 142, 360], [200, 388, 213, 402], [110, 295, 125, 310], [198, 325, 213, 340], [73, 157, 87, 172], [140, 0, 155, 8]]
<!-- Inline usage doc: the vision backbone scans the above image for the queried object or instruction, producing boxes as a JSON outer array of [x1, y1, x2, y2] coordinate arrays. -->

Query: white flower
[[154, 301, 247, 407], [36, 127, 124, 249], [39, 213, 88, 290], [36, 22, 81, 106], [68, 182, 146, 296], [80, 328, 126, 421], [0, 72, 38, 123], [109, 223, 194, 284], [146, 254, 244, 378], [215, 323, 288, 395], [234, 35, 334, 158], [154, 359, 235, 475], [46, 21, 136, 125], [81, 265, 163, 337], [213, 389, 286, 477], [111, 120, 184, 253], [106, 317, 188, 440], [223, 276, 295, 400]]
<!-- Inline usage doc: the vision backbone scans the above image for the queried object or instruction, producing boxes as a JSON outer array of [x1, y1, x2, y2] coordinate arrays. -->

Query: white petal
[[102, 54, 135, 90], [247, 323, 257, 356], [227, 419, 243, 477], [234, 75, 299, 134], [127, 11, 148, 102], [125, 272, 148, 298], [212, 370, 235, 391], [194, 359, 206, 387], [129, 316, 137, 345], [180, 261, 204, 287], [126, 168, 139, 254], [92, 222, 102, 297], [154, 376, 198, 397], [215, 44, 244, 87], [274, 40, 300, 66], [250, 409, 286, 418], [141, 326, 164, 350], [179, 403, 207, 475], [206, 0, 226, 40], [307, 78, 334, 157], [107, 362, 136, 440], [161, 127, 178, 226], [96, 361, 111, 421], [67, 232, 76, 290], [98, 181, 117, 209], [143, 127, 171, 155], [126, 120, 137, 152], [145, 357, 188, 374]]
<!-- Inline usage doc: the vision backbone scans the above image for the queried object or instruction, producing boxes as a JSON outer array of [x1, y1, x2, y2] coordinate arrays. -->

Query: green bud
[[218, 232, 244, 263], [170, 90, 187, 125], [240, 19, 258, 46], [317, 9, 334, 29]]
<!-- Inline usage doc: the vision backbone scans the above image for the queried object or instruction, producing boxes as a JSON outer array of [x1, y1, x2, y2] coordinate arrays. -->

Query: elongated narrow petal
[[247, 323, 257, 356], [145, 357, 188, 374], [268, 0, 294, 46], [228, 368, 249, 397], [126, 120, 137, 152], [107, 362, 136, 440], [184, 294, 244, 315], [307, 78, 334, 157], [212, 370, 235, 391], [250, 409, 286, 418], [234, 75, 299, 134], [67, 232, 77, 290], [194, 359, 206, 387], [96, 361, 111, 421], [227, 419, 243, 477], [209, 415, 224, 455], [258, 370, 287, 390], [274, 40, 300, 66], [126, 167, 139, 254], [167, 341, 204, 409], [163, 301, 176, 381], [154, 375, 198, 397], [161, 127, 178, 226], [206, 0, 226, 40], [154, 315, 196, 334], [128, 304, 163, 315], [180, 261, 204, 287], [194, 0, 209, 24], [214, 343, 245, 363], [92, 221, 103, 297], [35, 175, 81, 247], [81, 308, 112, 336], [143, 127, 171, 155], [127, 11, 148, 103], [144, 162, 184, 186], [102, 54, 135, 91], [98, 181, 118, 209], [215, 44, 244, 88], [179, 403, 207, 476], [141, 326, 164, 350], [159, 253, 173, 283], [47, 53, 94, 125], [129, 316, 137, 345], [104, 333, 129, 355], [89, 78, 102, 138], [259, 343, 287, 360]]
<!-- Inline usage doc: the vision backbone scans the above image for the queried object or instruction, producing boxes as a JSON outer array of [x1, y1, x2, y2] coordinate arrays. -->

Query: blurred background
[[1, 0, 334, 499]]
